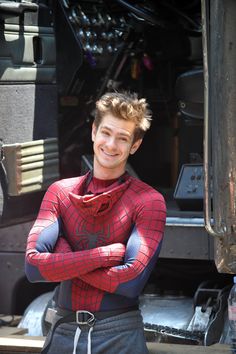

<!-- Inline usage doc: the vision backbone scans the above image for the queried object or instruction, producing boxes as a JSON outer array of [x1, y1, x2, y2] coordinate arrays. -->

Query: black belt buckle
[[76, 310, 95, 327]]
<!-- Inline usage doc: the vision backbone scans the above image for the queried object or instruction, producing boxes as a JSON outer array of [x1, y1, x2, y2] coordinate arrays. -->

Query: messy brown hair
[[94, 91, 152, 141]]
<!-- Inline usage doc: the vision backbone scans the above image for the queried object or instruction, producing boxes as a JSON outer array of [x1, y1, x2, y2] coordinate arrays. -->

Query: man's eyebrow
[[100, 125, 112, 131]]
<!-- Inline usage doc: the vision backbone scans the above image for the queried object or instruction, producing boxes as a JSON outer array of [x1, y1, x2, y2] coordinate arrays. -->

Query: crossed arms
[[25, 182, 166, 298]]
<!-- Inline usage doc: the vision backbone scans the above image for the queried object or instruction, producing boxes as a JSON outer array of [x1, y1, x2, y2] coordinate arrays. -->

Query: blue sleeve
[[25, 218, 61, 282], [115, 226, 162, 298]]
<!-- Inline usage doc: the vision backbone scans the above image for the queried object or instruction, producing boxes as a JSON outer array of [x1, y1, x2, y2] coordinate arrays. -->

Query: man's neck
[[93, 162, 126, 180]]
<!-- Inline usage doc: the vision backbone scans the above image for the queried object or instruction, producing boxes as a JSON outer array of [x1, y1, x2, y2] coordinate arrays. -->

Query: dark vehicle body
[[0, 0, 235, 346]]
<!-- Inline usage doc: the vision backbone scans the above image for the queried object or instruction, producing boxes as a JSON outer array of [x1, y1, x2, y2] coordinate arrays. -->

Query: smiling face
[[92, 113, 142, 179]]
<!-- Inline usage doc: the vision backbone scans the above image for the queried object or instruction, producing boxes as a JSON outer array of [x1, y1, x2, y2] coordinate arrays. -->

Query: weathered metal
[[202, 0, 236, 273]]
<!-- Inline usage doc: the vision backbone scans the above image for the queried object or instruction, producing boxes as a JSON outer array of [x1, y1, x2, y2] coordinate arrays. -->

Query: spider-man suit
[[25, 171, 166, 312]]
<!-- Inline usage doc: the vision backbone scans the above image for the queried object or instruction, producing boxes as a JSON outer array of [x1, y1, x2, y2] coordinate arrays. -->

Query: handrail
[[0, 1, 38, 14], [201, 0, 224, 237]]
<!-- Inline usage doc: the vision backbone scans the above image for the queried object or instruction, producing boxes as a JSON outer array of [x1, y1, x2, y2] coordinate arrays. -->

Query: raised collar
[[69, 171, 131, 217]]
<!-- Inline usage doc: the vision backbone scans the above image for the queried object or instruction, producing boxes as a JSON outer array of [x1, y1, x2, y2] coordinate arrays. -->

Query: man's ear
[[130, 139, 142, 155], [91, 123, 97, 142]]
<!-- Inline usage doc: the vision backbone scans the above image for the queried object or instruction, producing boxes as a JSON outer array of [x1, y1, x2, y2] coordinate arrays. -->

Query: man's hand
[[105, 243, 126, 266], [54, 237, 125, 267], [54, 237, 73, 253]]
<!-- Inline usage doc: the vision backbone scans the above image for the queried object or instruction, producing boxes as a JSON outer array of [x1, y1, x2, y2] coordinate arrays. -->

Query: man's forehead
[[99, 114, 136, 136], [101, 124, 132, 136]]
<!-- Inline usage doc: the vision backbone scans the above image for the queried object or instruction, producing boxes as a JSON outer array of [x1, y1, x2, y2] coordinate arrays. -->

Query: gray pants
[[42, 310, 149, 354]]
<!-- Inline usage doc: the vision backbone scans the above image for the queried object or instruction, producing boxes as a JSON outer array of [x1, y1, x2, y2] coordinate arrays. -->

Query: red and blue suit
[[25, 171, 166, 312]]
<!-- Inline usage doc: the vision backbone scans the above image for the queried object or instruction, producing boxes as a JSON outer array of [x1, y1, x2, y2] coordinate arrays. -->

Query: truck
[[0, 0, 235, 347]]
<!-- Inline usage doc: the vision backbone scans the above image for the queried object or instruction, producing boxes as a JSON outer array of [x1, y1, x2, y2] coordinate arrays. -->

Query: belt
[[42, 306, 138, 354], [56, 306, 137, 322]]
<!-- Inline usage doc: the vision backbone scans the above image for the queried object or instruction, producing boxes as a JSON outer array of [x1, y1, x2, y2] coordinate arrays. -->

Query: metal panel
[[160, 217, 214, 260], [0, 253, 25, 314], [3, 138, 59, 195], [0, 221, 32, 252], [0, 23, 56, 83]]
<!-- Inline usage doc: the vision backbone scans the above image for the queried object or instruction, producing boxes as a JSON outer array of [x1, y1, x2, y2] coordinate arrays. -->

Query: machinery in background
[[0, 0, 236, 347]]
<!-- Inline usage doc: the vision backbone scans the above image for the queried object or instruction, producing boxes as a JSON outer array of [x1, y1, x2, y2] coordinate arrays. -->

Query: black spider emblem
[[75, 223, 111, 250]]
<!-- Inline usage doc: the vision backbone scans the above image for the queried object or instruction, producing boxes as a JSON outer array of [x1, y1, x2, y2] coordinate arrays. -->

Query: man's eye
[[102, 131, 109, 136], [119, 137, 128, 142]]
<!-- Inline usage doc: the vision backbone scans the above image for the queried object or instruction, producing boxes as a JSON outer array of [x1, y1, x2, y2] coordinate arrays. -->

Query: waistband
[[56, 306, 138, 323]]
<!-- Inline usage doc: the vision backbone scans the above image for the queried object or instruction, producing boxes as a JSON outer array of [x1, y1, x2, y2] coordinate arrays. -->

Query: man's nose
[[106, 137, 116, 149]]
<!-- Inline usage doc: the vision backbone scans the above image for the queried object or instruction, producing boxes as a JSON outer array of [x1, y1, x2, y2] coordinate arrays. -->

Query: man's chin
[[99, 161, 118, 169], [97, 159, 124, 171], [97, 155, 118, 167]]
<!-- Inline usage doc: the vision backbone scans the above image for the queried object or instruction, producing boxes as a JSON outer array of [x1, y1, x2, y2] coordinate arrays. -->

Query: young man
[[25, 92, 166, 354]]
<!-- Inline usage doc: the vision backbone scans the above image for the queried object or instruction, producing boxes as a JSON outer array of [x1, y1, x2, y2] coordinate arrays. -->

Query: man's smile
[[101, 148, 118, 157]]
